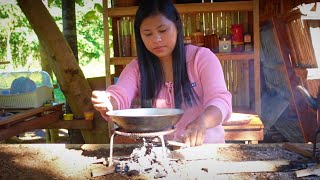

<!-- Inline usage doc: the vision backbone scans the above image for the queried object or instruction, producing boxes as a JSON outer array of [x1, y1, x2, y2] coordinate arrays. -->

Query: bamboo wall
[[183, 11, 253, 109]]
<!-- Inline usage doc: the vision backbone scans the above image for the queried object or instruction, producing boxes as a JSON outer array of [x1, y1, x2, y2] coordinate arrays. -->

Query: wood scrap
[[91, 158, 107, 164], [283, 142, 313, 158], [91, 166, 115, 177], [168, 144, 219, 160], [295, 164, 320, 178], [167, 140, 189, 148], [183, 160, 290, 174]]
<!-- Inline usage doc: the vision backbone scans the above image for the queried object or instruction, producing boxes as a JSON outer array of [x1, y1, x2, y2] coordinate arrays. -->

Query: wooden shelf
[[0, 103, 64, 127], [40, 119, 93, 130], [110, 52, 254, 65], [107, 1, 254, 17], [103, 0, 261, 114], [217, 52, 254, 61]]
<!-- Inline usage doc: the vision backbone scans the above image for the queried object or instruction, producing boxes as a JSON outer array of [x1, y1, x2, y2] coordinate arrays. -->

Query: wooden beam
[[253, 0, 261, 115], [110, 52, 254, 65], [107, 1, 254, 17], [0, 61, 10, 64], [283, 142, 313, 158], [103, 0, 111, 87], [40, 119, 93, 130]]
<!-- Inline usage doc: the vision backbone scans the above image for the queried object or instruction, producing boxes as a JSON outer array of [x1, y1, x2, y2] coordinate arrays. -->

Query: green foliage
[[0, 10, 9, 19], [83, 10, 98, 22], [75, 0, 84, 6], [53, 85, 66, 103], [48, 0, 61, 8], [78, 11, 104, 66], [94, 3, 103, 13], [0, 0, 107, 73], [48, 0, 54, 7], [0, 2, 39, 68], [0, 35, 5, 59]]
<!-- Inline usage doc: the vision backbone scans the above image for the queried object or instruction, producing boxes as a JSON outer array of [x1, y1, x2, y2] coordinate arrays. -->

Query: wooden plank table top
[[0, 143, 316, 179]]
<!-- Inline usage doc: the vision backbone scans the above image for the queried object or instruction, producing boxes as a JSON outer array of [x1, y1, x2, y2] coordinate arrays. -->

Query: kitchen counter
[[0, 143, 318, 179]]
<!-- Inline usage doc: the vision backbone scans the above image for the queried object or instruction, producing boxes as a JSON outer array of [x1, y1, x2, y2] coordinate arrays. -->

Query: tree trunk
[[17, 0, 109, 143], [40, 43, 59, 143], [62, 0, 85, 144], [62, 0, 78, 62]]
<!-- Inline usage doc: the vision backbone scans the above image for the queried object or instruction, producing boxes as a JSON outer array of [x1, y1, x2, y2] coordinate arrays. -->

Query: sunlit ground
[[6, 129, 70, 143]]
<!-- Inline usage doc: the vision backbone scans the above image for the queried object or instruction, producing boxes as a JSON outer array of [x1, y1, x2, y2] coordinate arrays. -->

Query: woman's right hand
[[91, 90, 114, 118]]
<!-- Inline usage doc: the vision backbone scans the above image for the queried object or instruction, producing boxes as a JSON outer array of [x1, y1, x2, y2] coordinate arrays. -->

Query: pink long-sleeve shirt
[[106, 44, 232, 143]]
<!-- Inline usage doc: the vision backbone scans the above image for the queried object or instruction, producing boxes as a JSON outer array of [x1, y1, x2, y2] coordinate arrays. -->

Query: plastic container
[[0, 71, 54, 108], [63, 114, 74, 120], [84, 111, 94, 121]]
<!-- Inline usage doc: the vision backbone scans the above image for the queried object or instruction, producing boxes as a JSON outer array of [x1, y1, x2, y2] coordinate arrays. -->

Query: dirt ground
[[0, 144, 135, 180], [1, 143, 320, 180]]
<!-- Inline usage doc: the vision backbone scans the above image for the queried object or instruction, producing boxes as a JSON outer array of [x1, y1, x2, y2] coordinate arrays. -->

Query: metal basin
[[106, 108, 184, 132]]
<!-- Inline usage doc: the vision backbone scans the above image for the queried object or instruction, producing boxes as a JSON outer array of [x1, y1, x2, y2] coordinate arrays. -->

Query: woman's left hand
[[184, 115, 207, 147]]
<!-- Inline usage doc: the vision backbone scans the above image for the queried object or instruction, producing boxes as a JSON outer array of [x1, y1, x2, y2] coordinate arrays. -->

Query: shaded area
[[0, 148, 65, 179]]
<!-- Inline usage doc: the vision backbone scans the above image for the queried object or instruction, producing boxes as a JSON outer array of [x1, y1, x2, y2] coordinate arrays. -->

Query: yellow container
[[63, 114, 74, 120], [84, 111, 94, 121]]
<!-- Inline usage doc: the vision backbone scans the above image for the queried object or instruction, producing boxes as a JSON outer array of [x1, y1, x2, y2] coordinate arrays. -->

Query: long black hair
[[134, 0, 198, 108]]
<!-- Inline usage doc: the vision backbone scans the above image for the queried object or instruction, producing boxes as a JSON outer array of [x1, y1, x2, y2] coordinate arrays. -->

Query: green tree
[[0, 0, 107, 78], [0, 1, 40, 70]]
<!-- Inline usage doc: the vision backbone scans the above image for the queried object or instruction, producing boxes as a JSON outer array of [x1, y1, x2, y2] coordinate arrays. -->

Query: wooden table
[[0, 103, 93, 141], [223, 113, 264, 144], [0, 143, 317, 179]]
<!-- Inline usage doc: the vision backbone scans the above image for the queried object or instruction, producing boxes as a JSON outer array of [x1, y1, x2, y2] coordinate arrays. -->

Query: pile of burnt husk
[[114, 140, 182, 179]]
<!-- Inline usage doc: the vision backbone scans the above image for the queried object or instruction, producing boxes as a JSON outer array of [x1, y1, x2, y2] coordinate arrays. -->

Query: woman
[[92, 0, 232, 146]]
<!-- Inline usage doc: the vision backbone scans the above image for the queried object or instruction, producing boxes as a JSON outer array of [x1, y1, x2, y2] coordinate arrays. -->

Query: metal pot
[[296, 85, 319, 110], [106, 108, 184, 132]]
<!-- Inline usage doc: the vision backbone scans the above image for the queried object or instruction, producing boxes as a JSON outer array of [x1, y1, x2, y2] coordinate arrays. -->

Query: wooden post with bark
[[17, 0, 109, 143]]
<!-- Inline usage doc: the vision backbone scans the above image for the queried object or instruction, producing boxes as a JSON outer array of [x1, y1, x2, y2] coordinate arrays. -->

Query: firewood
[[91, 166, 115, 177], [295, 164, 320, 177], [187, 160, 290, 174], [91, 158, 107, 164], [283, 142, 313, 158]]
